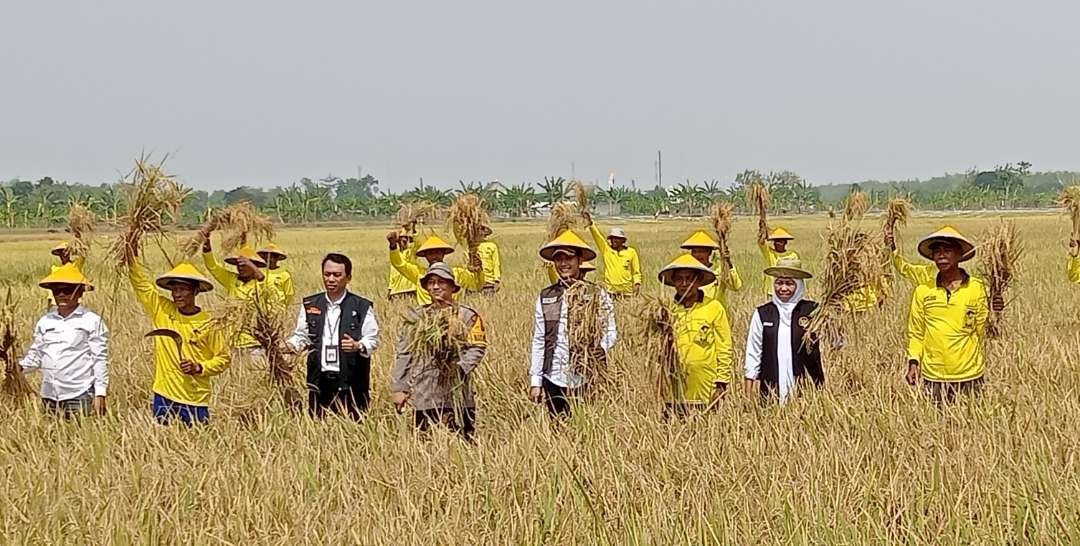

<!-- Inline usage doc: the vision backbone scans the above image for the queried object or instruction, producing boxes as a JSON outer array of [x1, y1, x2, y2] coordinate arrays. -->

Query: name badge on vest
[[541, 297, 558, 304], [325, 346, 339, 364], [763, 321, 775, 327]]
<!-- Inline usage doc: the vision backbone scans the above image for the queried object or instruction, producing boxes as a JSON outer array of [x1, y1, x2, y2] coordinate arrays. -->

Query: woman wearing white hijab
[[743, 258, 824, 404]]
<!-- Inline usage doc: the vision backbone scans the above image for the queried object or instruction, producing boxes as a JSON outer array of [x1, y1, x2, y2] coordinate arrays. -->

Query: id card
[[325, 346, 339, 364]]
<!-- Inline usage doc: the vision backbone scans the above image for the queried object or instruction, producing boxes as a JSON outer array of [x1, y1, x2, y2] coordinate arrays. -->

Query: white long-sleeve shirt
[[20, 305, 108, 401], [286, 292, 378, 372], [744, 309, 795, 404], [529, 288, 617, 388]]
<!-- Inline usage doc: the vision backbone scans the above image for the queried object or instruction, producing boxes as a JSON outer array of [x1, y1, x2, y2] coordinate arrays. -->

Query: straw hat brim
[[225, 256, 268, 268], [764, 266, 813, 279], [658, 265, 717, 287], [258, 250, 287, 260], [420, 272, 461, 293], [40, 281, 94, 292], [417, 246, 455, 256], [766, 234, 795, 241], [917, 237, 976, 262], [540, 245, 598, 262], [156, 276, 214, 293]]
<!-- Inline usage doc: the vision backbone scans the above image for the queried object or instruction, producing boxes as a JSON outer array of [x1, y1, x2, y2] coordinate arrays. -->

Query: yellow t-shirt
[[202, 252, 284, 347], [389, 250, 485, 305], [671, 298, 734, 402], [701, 263, 742, 309], [129, 261, 230, 406], [264, 267, 295, 305], [758, 243, 799, 296], [906, 273, 989, 382], [892, 251, 936, 287], [588, 224, 641, 295], [477, 241, 501, 284], [1069, 256, 1080, 284]]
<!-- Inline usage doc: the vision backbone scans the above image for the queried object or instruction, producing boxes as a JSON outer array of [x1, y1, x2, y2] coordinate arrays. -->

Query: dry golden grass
[[1, 214, 1079, 543]]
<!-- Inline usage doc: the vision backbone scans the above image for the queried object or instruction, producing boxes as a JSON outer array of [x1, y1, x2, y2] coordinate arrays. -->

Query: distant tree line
[[1, 162, 1075, 228]]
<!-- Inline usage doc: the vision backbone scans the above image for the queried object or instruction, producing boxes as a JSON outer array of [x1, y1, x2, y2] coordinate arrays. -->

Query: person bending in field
[[680, 230, 742, 310], [258, 242, 295, 305], [391, 263, 487, 440], [1069, 237, 1080, 284], [905, 227, 1003, 403], [583, 210, 642, 297], [757, 227, 799, 296], [287, 253, 378, 419], [387, 231, 485, 305], [658, 254, 734, 417], [21, 264, 109, 418], [744, 258, 824, 404], [128, 255, 230, 426], [529, 231, 617, 417]]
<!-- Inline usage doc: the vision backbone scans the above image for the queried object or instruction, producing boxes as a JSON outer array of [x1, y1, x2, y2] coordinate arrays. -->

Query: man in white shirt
[[286, 253, 378, 419], [21, 263, 108, 417], [529, 230, 617, 417]]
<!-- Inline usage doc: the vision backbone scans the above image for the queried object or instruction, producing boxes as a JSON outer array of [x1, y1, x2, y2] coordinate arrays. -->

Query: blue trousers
[[152, 394, 210, 426]]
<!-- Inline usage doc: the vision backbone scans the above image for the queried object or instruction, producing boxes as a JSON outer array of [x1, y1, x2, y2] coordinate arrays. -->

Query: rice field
[[1, 213, 1079, 544]]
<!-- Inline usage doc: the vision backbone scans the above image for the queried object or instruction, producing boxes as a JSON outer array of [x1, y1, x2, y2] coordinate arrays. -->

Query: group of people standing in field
[[17, 217, 1080, 437]]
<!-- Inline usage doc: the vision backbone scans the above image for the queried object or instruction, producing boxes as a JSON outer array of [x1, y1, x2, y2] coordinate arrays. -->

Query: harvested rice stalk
[[710, 201, 734, 279], [571, 180, 589, 214], [843, 188, 871, 222], [180, 201, 273, 257], [803, 222, 886, 347], [108, 155, 190, 269], [447, 193, 490, 253], [404, 306, 469, 389], [632, 296, 682, 401], [212, 293, 303, 409], [882, 197, 912, 243], [979, 220, 1022, 339], [547, 201, 578, 241], [396, 200, 440, 235], [564, 281, 611, 385], [66, 202, 97, 259], [746, 182, 771, 245], [1060, 186, 1080, 244], [0, 288, 34, 400]]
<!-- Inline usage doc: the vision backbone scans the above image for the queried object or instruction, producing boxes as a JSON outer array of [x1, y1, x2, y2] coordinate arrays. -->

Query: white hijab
[[770, 278, 807, 327]]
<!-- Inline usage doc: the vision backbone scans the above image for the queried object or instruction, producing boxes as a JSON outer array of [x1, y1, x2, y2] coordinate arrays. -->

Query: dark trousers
[[43, 388, 94, 419], [924, 377, 984, 404], [415, 407, 476, 441], [308, 372, 367, 420], [153, 394, 210, 426], [542, 378, 583, 417]]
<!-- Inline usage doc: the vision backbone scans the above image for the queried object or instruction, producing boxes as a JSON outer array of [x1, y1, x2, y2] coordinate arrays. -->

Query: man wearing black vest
[[529, 230, 618, 417], [287, 253, 379, 418], [743, 258, 824, 404]]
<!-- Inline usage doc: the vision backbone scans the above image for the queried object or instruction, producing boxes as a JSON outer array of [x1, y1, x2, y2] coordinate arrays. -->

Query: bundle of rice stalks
[[404, 306, 469, 389], [746, 183, 771, 244], [447, 193, 490, 252], [396, 200, 441, 235], [571, 180, 589, 213], [547, 201, 578, 241], [1060, 185, 1080, 243], [66, 202, 97, 259], [564, 281, 612, 385], [803, 223, 886, 347], [843, 189, 871, 222], [631, 296, 682, 401], [979, 220, 1022, 339], [710, 199, 733, 260], [213, 293, 303, 410], [882, 197, 912, 242], [0, 288, 34, 400], [108, 155, 190, 269], [180, 201, 274, 257]]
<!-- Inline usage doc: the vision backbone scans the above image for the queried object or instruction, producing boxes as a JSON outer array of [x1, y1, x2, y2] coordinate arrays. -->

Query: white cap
[[608, 227, 627, 240]]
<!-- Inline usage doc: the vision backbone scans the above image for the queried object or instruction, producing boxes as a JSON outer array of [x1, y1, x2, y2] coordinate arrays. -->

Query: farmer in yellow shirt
[[44, 242, 86, 308], [758, 227, 799, 296], [905, 226, 1003, 403], [885, 231, 938, 287], [476, 224, 502, 295], [128, 257, 230, 425], [202, 241, 283, 350], [258, 243, 295, 305], [658, 254, 734, 417], [386, 232, 485, 305], [1069, 238, 1080, 284], [583, 211, 641, 296], [388, 232, 420, 301], [679, 230, 742, 309]]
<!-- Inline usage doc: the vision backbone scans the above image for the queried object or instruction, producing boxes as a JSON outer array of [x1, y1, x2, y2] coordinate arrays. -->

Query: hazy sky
[[2, 1, 1077, 191]]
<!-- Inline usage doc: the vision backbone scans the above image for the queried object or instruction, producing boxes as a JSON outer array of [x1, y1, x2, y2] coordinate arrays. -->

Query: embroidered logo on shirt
[[798, 316, 810, 328], [306, 306, 321, 315]]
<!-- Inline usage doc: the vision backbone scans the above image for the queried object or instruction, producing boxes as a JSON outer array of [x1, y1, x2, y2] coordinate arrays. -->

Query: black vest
[[302, 292, 372, 400], [756, 300, 824, 397], [539, 281, 607, 377]]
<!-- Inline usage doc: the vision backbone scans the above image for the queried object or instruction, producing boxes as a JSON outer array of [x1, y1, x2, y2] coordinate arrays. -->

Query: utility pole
[[657, 150, 663, 188]]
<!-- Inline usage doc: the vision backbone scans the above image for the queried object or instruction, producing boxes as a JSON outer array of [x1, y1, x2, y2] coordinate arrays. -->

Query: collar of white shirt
[[48, 305, 87, 321]]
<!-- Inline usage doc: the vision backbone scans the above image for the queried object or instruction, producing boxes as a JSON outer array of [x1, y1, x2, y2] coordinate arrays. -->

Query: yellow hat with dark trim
[[917, 226, 976, 262], [658, 253, 717, 287], [767, 227, 795, 241], [680, 230, 720, 250], [417, 235, 455, 256], [580, 260, 597, 272], [257, 242, 287, 260], [39, 263, 94, 291], [155, 263, 214, 293], [50, 241, 70, 256], [539, 230, 597, 262], [225, 246, 267, 268]]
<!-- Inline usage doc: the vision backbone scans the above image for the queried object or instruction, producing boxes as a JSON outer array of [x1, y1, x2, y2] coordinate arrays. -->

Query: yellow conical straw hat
[[680, 230, 720, 250], [658, 253, 717, 287], [225, 246, 267, 268], [764, 257, 813, 279], [257, 242, 287, 260], [50, 241, 70, 256], [539, 230, 597, 262], [155, 263, 214, 293], [39, 263, 94, 291], [766, 227, 795, 241], [917, 226, 976, 262], [417, 235, 455, 256]]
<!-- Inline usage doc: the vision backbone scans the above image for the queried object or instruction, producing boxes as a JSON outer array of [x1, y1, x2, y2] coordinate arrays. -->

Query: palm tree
[[497, 183, 537, 217], [536, 176, 567, 207]]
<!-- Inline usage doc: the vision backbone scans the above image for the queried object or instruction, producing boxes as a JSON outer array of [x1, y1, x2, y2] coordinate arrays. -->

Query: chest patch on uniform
[[798, 316, 810, 328], [306, 306, 321, 315], [541, 297, 558, 305], [763, 321, 775, 327]]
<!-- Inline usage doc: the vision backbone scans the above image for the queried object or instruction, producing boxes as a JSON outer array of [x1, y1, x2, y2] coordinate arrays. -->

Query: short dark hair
[[322, 253, 352, 276]]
